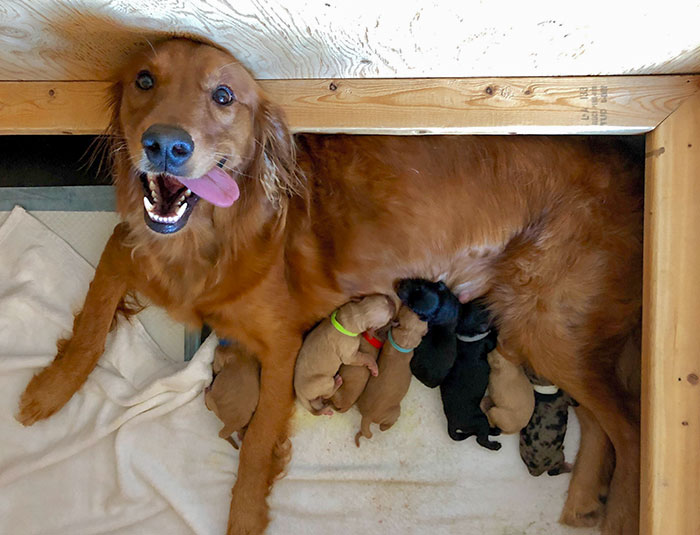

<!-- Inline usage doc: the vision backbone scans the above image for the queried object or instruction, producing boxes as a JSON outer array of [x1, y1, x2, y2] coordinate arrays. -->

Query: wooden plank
[[2, 2, 700, 80], [0, 186, 115, 211], [1, 76, 699, 135], [642, 90, 700, 535], [0, 82, 111, 135]]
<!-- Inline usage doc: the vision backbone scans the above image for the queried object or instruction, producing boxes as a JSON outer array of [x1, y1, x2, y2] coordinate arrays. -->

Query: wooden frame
[[0, 75, 698, 135], [1, 74, 699, 534]]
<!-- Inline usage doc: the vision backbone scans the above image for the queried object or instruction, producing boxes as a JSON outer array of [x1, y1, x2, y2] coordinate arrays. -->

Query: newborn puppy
[[294, 295, 395, 415], [205, 339, 260, 449], [480, 347, 535, 434], [355, 306, 428, 445], [395, 278, 460, 387], [331, 328, 386, 413], [440, 300, 501, 450], [519, 371, 577, 476]]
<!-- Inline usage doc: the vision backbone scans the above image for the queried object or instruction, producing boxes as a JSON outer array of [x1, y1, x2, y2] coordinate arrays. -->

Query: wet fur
[[17, 38, 642, 535]]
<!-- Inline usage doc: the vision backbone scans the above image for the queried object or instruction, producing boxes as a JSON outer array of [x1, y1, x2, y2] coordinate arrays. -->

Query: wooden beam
[[642, 90, 700, 535], [0, 76, 698, 135]]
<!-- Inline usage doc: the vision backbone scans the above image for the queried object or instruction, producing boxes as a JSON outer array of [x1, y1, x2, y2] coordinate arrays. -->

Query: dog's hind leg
[[16, 225, 131, 425], [560, 405, 614, 527], [525, 342, 638, 535], [227, 342, 297, 535]]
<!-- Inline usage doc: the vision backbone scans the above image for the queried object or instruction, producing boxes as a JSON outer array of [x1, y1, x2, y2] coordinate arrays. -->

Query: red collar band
[[362, 331, 383, 349]]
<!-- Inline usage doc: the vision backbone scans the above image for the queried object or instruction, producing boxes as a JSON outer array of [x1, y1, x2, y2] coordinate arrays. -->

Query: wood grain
[[1, 75, 698, 135], [642, 90, 700, 535], [0, 1, 699, 81]]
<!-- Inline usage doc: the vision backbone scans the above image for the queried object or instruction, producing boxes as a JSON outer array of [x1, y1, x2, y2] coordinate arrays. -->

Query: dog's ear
[[250, 98, 305, 207]]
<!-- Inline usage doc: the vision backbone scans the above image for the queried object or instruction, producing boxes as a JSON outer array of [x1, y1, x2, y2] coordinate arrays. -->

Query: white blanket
[[0, 206, 594, 535]]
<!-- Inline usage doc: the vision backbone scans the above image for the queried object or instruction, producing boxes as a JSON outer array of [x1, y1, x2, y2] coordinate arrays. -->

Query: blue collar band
[[388, 329, 413, 353]]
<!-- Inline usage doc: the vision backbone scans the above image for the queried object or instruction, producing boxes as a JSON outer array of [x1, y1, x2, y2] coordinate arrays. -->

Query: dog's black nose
[[141, 124, 194, 172]]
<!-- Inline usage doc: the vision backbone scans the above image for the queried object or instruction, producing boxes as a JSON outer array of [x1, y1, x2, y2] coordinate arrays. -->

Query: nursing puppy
[[205, 340, 261, 448], [441, 300, 500, 450], [395, 278, 460, 388], [331, 328, 386, 413], [481, 347, 535, 434], [520, 375, 577, 476], [355, 306, 428, 445], [294, 295, 394, 415]]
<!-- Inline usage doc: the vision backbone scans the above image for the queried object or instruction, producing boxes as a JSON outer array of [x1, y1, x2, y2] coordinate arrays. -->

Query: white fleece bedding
[[0, 206, 596, 535]]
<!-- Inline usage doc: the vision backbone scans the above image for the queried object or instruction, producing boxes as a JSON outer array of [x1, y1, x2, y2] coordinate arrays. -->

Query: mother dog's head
[[110, 38, 301, 235]]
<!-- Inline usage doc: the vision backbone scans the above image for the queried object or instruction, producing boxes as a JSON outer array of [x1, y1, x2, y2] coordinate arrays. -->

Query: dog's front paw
[[16, 365, 77, 426], [560, 491, 604, 528]]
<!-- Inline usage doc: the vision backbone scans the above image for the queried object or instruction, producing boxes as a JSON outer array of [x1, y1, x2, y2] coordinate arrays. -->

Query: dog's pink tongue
[[177, 168, 240, 207]]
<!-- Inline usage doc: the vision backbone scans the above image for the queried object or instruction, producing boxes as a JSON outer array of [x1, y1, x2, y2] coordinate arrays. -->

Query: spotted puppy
[[519, 371, 577, 476], [395, 278, 460, 388], [205, 339, 260, 449], [355, 306, 428, 445], [440, 299, 501, 450], [331, 328, 386, 413], [294, 295, 395, 415]]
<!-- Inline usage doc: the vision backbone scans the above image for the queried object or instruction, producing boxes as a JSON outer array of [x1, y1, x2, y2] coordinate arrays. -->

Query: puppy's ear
[[250, 98, 305, 207]]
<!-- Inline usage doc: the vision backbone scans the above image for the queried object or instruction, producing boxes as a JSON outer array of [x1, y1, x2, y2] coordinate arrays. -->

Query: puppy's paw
[[16, 365, 76, 426], [367, 361, 379, 376]]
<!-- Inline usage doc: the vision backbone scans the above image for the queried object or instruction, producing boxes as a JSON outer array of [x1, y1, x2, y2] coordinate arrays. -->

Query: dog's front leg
[[227, 340, 298, 535], [16, 224, 131, 425]]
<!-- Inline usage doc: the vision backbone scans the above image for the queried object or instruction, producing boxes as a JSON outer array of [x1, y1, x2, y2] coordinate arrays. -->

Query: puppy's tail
[[355, 417, 373, 447]]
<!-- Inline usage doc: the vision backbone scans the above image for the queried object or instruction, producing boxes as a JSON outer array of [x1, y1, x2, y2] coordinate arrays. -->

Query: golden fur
[[294, 295, 394, 415], [205, 341, 260, 448], [481, 347, 535, 434], [355, 307, 428, 446], [17, 38, 642, 534], [330, 329, 385, 413]]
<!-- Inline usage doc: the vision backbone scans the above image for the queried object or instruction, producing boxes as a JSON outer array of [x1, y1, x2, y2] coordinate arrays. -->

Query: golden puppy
[[331, 328, 386, 413], [480, 347, 535, 434], [355, 306, 428, 445], [205, 341, 260, 448], [294, 295, 394, 415]]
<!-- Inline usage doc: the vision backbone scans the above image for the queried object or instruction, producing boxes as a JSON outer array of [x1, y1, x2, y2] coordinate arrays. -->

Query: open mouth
[[139, 172, 200, 234], [138, 159, 240, 235]]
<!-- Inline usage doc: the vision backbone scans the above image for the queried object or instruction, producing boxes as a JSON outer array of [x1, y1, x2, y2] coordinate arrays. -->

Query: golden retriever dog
[[330, 327, 386, 413], [16, 37, 642, 535], [205, 340, 261, 448], [293, 294, 394, 415], [355, 306, 428, 446], [481, 347, 535, 434]]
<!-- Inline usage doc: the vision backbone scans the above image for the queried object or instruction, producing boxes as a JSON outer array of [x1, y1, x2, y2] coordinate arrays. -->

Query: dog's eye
[[135, 70, 155, 91], [212, 85, 235, 106]]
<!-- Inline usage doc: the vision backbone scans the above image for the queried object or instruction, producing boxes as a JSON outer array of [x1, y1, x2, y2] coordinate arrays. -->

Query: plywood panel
[[0, 1, 699, 81], [642, 91, 700, 535], [1, 75, 698, 135]]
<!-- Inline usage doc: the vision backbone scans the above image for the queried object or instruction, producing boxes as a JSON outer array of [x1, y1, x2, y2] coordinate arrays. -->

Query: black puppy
[[395, 278, 460, 388], [440, 300, 501, 450]]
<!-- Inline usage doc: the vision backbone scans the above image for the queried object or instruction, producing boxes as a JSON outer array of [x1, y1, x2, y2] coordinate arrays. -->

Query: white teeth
[[143, 196, 154, 212], [185, 189, 191, 197], [178, 195, 186, 203], [146, 202, 188, 224], [149, 180, 156, 191]]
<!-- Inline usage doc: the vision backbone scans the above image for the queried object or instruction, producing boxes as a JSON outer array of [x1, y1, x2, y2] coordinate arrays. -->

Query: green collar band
[[330, 310, 360, 337], [388, 329, 413, 353]]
